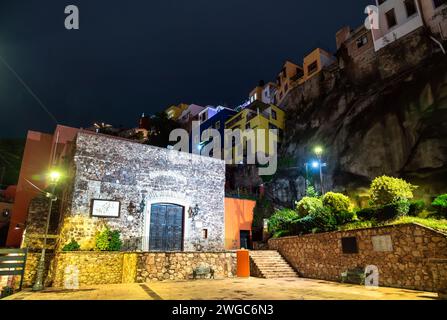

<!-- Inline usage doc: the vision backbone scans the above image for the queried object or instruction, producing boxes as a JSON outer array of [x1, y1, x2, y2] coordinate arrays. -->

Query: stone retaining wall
[[268, 223, 447, 292], [23, 251, 237, 288]]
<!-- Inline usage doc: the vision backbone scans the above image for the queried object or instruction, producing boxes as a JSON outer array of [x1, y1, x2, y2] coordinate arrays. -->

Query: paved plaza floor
[[3, 277, 438, 300]]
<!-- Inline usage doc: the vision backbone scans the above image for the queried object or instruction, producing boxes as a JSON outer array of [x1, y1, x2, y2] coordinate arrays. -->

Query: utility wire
[[0, 54, 58, 124]]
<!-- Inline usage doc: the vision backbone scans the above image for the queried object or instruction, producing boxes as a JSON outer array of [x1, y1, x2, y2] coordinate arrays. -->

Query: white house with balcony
[[372, 0, 424, 51]]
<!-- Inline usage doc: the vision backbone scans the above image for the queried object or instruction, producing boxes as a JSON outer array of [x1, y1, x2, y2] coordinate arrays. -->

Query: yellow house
[[275, 61, 304, 105], [225, 101, 285, 161], [164, 103, 189, 121], [303, 48, 336, 81]]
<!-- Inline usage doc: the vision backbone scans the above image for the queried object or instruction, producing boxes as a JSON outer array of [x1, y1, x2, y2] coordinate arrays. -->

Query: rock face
[[268, 31, 447, 206]]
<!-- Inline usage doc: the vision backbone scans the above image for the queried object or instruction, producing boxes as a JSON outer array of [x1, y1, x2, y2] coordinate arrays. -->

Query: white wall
[[373, 0, 424, 51]]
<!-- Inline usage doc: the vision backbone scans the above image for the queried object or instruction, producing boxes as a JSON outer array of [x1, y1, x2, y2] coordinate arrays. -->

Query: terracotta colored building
[[224, 197, 255, 250], [6, 125, 79, 247]]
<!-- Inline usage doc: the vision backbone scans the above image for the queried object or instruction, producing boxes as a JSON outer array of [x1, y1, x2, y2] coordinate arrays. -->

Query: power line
[[0, 53, 58, 124]]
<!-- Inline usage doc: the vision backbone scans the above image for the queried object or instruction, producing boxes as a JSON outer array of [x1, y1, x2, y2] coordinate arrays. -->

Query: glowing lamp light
[[48, 170, 62, 183], [314, 146, 324, 157], [312, 161, 320, 169]]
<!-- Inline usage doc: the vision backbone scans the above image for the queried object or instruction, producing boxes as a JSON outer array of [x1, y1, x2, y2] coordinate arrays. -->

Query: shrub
[[323, 192, 351, 213], [289, 206, 337, 235], [305, 186, 319, 198], [295, 197, 323, 218], [62, 239, 81, 252], [369, 176, 417, 206], [95, 227, 123, 251], [408, 200, 425, 217], [267, 209, 299, 235], [322, 192, 354, 224], [375, 199, 410, 221], [355, 207, 376, 221], [432, 194, 447, 218]]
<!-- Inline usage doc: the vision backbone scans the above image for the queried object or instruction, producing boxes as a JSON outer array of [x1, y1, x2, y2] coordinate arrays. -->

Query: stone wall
[[268, 223, 447, 292], [23, 251, 237, 288], [135, 252, 237, 282], [58, 131, 226, 252]]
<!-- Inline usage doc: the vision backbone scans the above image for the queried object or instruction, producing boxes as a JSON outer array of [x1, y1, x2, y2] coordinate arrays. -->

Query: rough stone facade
[[268, 223, 447, 292], [59, 131, 226, 252], [135, 252, 237, 282], [22, 251, 237, 288]]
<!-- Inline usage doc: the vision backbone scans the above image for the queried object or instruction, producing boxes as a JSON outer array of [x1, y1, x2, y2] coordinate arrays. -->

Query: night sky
[[0, 0, 371, 138]]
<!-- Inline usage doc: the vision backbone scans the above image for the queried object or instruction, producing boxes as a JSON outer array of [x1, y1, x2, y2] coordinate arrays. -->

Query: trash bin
[[236, 249, 250, 278]]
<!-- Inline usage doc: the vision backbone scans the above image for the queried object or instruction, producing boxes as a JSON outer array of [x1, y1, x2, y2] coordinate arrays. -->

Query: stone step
[[249, 249, 299, 279]]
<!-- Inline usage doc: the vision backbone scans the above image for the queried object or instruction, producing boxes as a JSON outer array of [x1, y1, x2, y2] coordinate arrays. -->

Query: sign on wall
[[90, 199, 121, 218], [371, 235, 393, 252]]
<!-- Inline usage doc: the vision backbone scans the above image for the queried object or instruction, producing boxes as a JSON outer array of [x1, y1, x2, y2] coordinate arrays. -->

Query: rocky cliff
[[267, 31, 447, 207]]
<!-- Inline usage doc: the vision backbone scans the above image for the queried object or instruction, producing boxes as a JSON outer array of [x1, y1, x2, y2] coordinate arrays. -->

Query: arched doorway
[[149, 203, 184, 251]]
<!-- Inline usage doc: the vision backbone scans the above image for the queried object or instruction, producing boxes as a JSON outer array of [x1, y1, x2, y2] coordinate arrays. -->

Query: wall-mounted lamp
[[2, 209, 11, 218], [188, 204, 199, 219], [14, 223, 26, 230]]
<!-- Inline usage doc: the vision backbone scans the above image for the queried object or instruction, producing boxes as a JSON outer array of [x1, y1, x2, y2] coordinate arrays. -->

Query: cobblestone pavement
[[2, 278, 438, 300]]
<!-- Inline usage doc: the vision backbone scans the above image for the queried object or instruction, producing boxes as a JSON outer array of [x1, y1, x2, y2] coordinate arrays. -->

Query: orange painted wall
[[6, 125, 78, 247], [224, 198, 255, 250]]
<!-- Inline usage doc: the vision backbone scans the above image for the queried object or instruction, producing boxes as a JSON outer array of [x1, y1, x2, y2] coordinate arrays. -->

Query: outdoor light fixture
[[14, 223, 25, 230], [312, 161, 320, 169], [314, 146, 324, 157], [188, 204, 199, 219], [48, 170, 62, 184], [2, 209, 10, 218]]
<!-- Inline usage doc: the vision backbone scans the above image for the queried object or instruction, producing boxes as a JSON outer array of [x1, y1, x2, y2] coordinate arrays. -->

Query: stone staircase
[[249, 250, 299, 278]]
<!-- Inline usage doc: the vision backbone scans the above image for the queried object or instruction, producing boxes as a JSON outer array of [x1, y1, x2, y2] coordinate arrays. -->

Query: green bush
[[432, 194, 447, 218], [322, 192, 354, 225], [95, 227, 123, 251], [267, 209, 299, 235], [355, 207, 376, 221], [62, 239, 81, 252], [408, 200, 425, 217], [322, 192, 351, 213], [369, 176, 417, 206], [375, 199, 410, 221], [305, 186, 319, 198], [289, 206, 337, 235], [295, 197, 323, 218]]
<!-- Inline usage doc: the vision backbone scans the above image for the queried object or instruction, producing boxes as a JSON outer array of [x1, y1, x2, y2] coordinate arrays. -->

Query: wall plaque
[[91, 199, 121, 218], [372, 235, 393, 252]]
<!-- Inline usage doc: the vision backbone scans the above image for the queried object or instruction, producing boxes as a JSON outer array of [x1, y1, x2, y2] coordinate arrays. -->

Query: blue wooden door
[[149, 204, 184, 251]]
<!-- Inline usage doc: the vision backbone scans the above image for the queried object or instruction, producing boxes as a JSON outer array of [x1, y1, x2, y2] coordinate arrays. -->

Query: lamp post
[[32, 170, 61, 292], [314, 146, 325, 195]]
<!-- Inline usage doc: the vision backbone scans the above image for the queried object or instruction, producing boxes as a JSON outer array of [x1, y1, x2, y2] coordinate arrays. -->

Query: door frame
[[143, 196, 191, 252]]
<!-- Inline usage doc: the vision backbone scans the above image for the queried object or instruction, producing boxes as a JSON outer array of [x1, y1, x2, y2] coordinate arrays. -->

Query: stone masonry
[[58, 131, 226, 252], [269, 223, 447, 292]]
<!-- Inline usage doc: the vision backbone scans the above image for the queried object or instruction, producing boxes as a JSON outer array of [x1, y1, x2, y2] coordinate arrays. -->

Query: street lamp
[[313, 146, 326, 195], [32, 169, 62, 292]]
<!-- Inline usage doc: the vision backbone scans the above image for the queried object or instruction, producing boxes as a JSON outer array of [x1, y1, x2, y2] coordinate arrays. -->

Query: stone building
[[14, 126, 255, 254], [58, 130, 226, 252]]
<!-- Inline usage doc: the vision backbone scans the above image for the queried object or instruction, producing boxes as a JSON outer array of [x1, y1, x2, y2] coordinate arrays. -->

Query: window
[[356, 35, 368, 48], [341, 237, 358, 254], [378, 0, 386, 4], [385, 9, 397, 29], [433, 0, 447, 9], [202, 229, 208, 239], [308, 61, 318, 75], [271, 110, 277, 120], [246, 122, 251, 129], [404, 0, 417, 17]]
